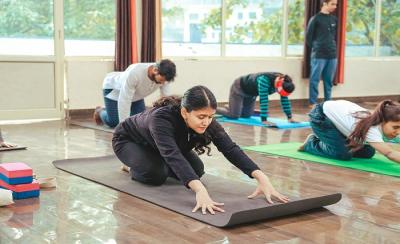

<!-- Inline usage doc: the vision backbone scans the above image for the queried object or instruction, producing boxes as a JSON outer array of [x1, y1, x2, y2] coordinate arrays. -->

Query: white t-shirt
[[102, 63, 171, 122], [323, 100, 384, 143]]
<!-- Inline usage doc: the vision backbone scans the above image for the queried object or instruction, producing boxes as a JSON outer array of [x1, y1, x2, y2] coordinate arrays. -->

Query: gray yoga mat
[[70, 120, 114, 133], [0, 145, 27, 152], [53, 155, 341, 227]]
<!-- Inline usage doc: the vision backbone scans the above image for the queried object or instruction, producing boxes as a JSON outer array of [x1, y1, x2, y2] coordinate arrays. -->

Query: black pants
[[112, 135, 204, 186]]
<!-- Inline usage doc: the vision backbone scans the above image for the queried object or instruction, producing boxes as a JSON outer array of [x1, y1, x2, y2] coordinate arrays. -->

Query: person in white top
[[299, 100, 400, 163], [94, 59, 176, 127]]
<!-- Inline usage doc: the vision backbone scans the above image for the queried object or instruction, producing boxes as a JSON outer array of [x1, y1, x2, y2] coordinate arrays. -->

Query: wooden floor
[[0, 106, 399, 243]]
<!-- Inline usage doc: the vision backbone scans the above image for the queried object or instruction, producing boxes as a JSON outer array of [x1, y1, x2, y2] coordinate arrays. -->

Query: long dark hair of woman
[[348, 100, 400, 151], [152, 86, 218, 156]]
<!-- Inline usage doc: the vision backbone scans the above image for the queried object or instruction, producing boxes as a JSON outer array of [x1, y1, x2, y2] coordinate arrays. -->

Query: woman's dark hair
[[153, 85, 218, 155], [280, 74, 295, 93], [156, 59, 176, 82], [348, 100, 400, 150]]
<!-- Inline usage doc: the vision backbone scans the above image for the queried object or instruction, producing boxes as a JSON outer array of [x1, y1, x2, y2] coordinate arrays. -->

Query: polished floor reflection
[[0, 106, 399, 243]]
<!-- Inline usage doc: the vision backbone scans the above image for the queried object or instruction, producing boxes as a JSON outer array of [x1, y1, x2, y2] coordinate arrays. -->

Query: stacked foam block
[[0, 163, 40, 199]]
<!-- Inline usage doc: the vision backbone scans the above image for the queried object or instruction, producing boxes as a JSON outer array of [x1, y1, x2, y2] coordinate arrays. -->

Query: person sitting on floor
[[299, 100, 400, 163], [112, 85, 289, 215], [216, 72, 297, 127], [94, 59, 176, 128]]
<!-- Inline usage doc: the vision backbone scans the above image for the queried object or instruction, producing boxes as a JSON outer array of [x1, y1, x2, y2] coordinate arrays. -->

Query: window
[[346, 0, 376, 57], [379, 0, 400, 56], [64, 0, 115, 56], [161, 0, 399, 58], [162, 0, 221, 56], [225, 0, 283, 57], [0, 0, 54, 55], [287, 0, 305, 55]]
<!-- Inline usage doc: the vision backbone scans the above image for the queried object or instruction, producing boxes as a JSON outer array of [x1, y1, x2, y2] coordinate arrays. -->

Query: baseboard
[[68, 95, 400, 119], [68, 109, 94, 120]]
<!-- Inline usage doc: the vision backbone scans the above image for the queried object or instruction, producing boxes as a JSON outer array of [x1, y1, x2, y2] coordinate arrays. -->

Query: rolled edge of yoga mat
[[227, 193, 342, 227]]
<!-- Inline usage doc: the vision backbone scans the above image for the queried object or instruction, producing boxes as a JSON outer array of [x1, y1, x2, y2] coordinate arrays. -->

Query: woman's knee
[[363, 147, 376, 158], [131, 169, 168, 186], [105, 119, 119, 128], [353, 146, 376, 159]]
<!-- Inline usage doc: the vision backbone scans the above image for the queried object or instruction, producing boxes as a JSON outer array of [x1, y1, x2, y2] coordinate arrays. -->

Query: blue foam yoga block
[[0, 173, 33, 185], [12, 190, 40, 200]]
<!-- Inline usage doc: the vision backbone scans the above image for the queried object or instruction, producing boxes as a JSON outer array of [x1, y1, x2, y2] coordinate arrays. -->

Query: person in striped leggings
[[216, 72, 296, 126]]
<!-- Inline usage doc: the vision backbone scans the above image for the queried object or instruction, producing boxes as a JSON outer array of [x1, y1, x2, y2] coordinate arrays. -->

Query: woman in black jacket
[[113, 85, 288, 215]]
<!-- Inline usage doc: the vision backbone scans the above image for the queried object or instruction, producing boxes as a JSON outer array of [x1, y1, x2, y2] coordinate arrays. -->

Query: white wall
[[65, 59, 114, 109], [66, 58, 400, 109]]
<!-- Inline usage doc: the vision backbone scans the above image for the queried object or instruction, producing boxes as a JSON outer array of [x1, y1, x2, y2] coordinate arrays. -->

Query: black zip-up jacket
[[306, 12, 337, 59], [114, 105, 260, 186]]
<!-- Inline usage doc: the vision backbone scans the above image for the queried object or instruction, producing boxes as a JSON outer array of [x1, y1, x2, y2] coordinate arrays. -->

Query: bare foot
[[298, 134, 314, 151], [121, 164, 130, 173], [93, 106, 104, 125]]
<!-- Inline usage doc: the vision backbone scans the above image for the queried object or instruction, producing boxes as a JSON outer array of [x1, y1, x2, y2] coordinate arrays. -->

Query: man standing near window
[[94, 59, 176, 128], [306, 0, 338, 106]]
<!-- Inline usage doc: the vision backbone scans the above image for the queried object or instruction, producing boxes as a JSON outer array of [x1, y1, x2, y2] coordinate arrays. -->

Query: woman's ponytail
[[348, 100, 398, 150]]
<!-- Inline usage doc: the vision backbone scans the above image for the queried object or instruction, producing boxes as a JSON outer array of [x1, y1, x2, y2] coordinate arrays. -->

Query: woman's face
[[181, 107, 216, 134], [382, 121, 400, 139]]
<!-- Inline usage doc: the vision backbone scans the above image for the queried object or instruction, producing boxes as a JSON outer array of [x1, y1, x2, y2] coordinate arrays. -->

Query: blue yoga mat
[[217, 116, 310, 129]]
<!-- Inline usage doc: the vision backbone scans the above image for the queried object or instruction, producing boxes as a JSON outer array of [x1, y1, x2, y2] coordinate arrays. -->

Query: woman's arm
[[369, 142, 400, 163]]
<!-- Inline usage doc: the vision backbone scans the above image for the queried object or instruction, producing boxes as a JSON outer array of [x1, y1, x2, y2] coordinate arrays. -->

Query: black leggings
[[112, 135, 204, 186]]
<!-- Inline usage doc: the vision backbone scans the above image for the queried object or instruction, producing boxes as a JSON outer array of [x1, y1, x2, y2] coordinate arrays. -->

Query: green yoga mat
[[243, 143, 400, 177]]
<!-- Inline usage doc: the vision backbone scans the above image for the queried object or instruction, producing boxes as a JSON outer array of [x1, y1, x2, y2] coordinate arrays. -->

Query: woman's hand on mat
[[262, 121, 277, 127], [193, 189, 225, 215], [189, 180, 225, 215], [250, 170, 289, 204], [288, 118, 299, 123]]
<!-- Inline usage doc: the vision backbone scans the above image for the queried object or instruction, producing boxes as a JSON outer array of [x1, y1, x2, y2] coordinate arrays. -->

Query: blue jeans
[[100, 89, 145, 127], [216, 78, 256, 119], [309, 58, 337, 104], [304, 103, 376, 160]]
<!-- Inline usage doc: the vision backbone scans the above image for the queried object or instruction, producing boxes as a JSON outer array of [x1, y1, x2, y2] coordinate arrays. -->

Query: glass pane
[[0, 0, 54, 55], [287, 0, 305, 56], [64, 0, 115, 56], [379, 0, 400, 56], [162, 0, 221, 57], [346, 0, 376, 57], [225, 0, 283, 57]]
